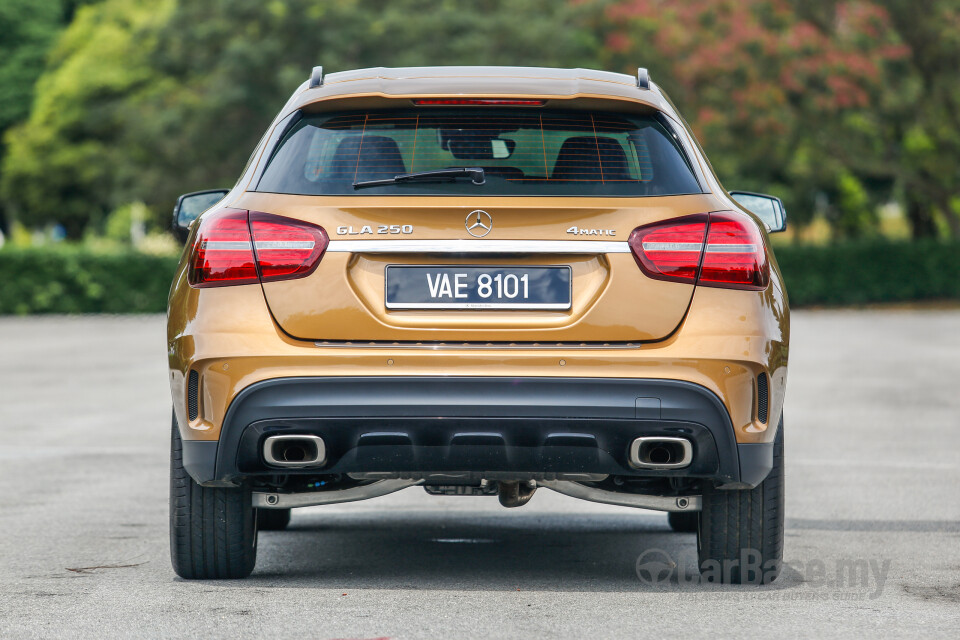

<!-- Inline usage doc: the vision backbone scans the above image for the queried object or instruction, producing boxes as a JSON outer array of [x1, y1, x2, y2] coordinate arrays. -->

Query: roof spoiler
[[308, 65, 649, 91], [636, 67, 650, 90], [309, 65, 324, 89]]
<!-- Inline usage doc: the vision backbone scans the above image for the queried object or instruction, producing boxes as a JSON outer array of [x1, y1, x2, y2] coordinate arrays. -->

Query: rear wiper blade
[[353, 167, 485, 189]]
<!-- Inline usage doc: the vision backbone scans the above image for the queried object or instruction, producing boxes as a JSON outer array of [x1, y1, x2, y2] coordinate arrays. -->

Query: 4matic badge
[[566, 226, 616, 236]]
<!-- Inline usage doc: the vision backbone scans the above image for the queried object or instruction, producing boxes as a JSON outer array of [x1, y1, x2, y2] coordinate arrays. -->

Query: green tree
[[834, 0, 960, 238], [0, 0, 67, 230], [0, 1, 104, 229], [1, 0, 609, 236], [0, 0, 64, 134], [0, 0, 172, 237]]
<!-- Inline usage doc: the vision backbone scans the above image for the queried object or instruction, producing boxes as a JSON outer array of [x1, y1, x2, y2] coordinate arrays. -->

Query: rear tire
[[697, 415, 784, 584], [169, 412, 257, 579], [257, 508, 291, 531], [667, 511, 698, 533]]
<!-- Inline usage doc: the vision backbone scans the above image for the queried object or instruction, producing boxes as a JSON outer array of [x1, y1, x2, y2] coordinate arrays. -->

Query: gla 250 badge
[[336, 224, 414, 235]]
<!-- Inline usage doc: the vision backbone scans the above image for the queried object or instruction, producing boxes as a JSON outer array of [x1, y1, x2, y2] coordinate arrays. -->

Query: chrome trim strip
[[312, 341, 643, 350], [326, 239, 631, 254], [255, 240, 316, 250], [639, 242, 756, 253], [706, 244, 756, 253], [201, 240, 251, 250], [202, 240, 315, 251], [642, 241, 702, 252], [385, 302, 571, 310]]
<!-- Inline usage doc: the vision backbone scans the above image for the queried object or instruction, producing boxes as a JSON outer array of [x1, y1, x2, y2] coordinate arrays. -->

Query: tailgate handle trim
[[326, 240, 631, 254]]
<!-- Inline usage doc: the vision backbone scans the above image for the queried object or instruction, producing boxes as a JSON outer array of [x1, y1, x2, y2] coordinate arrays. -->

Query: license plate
[[385, 265, 572, 310]]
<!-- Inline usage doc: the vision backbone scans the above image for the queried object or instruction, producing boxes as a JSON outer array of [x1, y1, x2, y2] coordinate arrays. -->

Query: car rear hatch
[[234, 194, 726, 343], [239, 105, 717, 343]]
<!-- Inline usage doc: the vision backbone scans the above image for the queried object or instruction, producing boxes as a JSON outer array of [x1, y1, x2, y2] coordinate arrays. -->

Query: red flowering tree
[[601, 0, 935, 236]]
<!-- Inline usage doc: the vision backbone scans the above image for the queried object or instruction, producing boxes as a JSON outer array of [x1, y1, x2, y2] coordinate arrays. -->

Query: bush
[[0, 240, 958, 315], [774, 239, 960, 307], [0, 247, 179, 314]]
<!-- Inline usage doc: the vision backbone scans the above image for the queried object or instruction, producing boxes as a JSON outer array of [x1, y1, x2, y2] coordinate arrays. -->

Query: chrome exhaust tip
[[629, 436, 693, 469], [263, 435, 326, 468]]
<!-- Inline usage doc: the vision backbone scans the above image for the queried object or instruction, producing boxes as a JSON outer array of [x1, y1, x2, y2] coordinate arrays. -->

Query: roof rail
[[309, 66, 324, 89], [636, 67, 650, 90]]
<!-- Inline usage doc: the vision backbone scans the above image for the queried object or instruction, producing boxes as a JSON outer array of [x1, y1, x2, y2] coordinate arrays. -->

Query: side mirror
[[729, 191, 787, 233], [171, 189, 230, 243]]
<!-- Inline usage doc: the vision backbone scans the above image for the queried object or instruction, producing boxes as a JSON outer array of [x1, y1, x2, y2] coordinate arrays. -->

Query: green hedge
[[0, 248, 179, 314], [774, 239, 960, 307], [0, 240, 958, 314]]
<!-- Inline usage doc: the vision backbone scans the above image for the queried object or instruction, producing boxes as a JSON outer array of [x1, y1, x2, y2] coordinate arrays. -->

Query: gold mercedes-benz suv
[[167, 66, 789, 583]]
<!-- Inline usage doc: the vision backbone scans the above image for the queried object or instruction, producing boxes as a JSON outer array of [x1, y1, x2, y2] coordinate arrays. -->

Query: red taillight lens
[[188, 209, 328, 288], [699, 211, 769, 289], [628, 211, 769, 290], [188, 209, 258, 287], [249, 211, 328, 282], [628, 215, 708, 283]]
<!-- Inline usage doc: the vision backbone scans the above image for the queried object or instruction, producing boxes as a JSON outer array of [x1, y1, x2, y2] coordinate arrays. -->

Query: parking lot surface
[[1, 311, 958, 638]]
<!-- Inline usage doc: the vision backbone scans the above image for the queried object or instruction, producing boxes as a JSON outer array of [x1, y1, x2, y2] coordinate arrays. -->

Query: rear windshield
[[255, 108, 702, 197]]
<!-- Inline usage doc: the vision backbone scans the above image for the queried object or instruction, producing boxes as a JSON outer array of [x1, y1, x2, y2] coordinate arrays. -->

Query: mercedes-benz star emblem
[[465, 210, 492, 238]]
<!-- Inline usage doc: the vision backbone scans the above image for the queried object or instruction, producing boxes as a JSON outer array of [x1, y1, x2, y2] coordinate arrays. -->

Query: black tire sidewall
[[169, 411, 258, 579], [696, 415, 784, 584]]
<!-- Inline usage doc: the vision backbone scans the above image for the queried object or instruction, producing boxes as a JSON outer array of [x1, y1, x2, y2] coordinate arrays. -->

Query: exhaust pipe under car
[[263, 434, 326, 468], [498, 480, 537, 508], [629, 436, 693, 469]]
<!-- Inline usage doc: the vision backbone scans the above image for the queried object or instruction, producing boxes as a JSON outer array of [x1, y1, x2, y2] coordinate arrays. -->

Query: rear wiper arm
[[353, 167, 485, 189]]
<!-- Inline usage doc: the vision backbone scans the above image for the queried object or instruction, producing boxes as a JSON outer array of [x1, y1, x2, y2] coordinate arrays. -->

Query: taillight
[[188, 209, 258, 287], [188, 209, 328, 288], [249, 212, 328, 282], [628, 211, 769, 290], [699, 211, 769, 289], [628, 215, 708, 283]]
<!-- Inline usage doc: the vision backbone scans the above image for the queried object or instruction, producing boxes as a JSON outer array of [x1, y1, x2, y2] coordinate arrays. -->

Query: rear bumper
[[182, 376, 774, 489]]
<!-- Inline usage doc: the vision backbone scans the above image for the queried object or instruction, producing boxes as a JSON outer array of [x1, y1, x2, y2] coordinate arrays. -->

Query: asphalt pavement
[[0, 311, 958, 638]]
